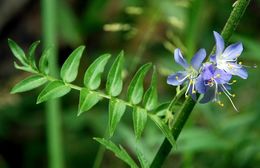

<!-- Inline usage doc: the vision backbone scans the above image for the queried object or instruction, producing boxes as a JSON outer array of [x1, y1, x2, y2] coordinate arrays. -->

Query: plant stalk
[[41, 0, 64, 168], [151, 0, 251, 167]]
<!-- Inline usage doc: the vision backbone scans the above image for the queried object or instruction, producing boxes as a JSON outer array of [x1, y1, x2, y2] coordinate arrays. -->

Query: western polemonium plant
[[8, 0, 252, 167]]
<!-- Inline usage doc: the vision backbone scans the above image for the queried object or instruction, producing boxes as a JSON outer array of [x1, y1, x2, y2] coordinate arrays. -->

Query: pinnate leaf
[[37, 81, 71, 104], [11, 75, 47, 94], [94, 138, 138, 168], [108, 98, 126, 138], [133, 107, 147, 139], [8, 39, 27, 65], [143, 67, 158, 111], [61, 46, 85, 82], [84, 54, 111, 90], [78, 88, 100, 116], [127, 63, 152, 105], [106, 51, 124, 97], [149, 114, 176, 147]]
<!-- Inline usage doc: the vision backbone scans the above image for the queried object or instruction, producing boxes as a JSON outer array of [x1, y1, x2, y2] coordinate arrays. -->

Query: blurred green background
[[0, 0, 260, 167]]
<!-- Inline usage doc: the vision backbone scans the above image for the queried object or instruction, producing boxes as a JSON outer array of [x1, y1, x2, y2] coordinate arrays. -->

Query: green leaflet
[[143, 67, 158, 111], [84, 54, 111, 90], [94, 138, 138, 168], [14, 62, 36, 73], [78, 88, 100, 116], [61, 46, 85, 83], [127, 63, 152, 105], [106, 51, 124, 97], [136, 147, 150, 168], [148, 114, 176, 147], [8, 39, 27, 65], [133, 107, 147, 139], [37, 80, 71, 104], [11, 75, 47, 94], [39, 47, 52, 74], [28, 40, 40, 70], [108, 98, 126, 138]]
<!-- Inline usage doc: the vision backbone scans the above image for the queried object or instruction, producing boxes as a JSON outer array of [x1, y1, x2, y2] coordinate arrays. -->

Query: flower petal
[[167, 71, 188, 86], [174, 48, 189, 69], [195, 75, 206, 94], [201, 63, 215, 80], [191, 48, 206, 70], [222, 42, 243, 59], [188, 86, 197, 101], [210, 54, 216, 63], [199, 86, 215, 104], [214, 69, 232, 84], [213, 31, 224, 57], [224, 63, 248, 79]]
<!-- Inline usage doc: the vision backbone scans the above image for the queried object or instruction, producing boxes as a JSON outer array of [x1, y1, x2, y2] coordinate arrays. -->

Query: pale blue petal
[[213, 31, 224, 56], [195, 75, 206, 94], [214, 69, 232, 84], [188, 86, 197, 101], [232, 67, 248, 79], [222, 42, 243, 59], [210, 54, 216, 63], [201, 63, 215, 80], [174, 48, 189, 69], [191, 48, 206, 70], [167, 71, 188, 86]]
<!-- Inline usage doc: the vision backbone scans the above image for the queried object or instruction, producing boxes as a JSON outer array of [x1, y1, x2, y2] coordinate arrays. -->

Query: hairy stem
[[151, 0, 251, 167], [41, 0, 64, 168]]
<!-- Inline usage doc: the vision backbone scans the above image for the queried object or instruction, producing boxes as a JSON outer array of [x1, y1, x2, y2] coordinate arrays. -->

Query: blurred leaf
[[8, 39, 27, 65], [127, 63, 152, 105], [11, 75, 47, 93], [133, 107, 147, 139], [58, 1, 82, 45], [136, 147, 150, 168], [149, 114, 176, 147], [84, 54, 111, 90], [94, 138, 138, 168], [61, 46, 85, 83], [108, 98, 126, 138], [78, 88, 100, 116], [37, 81, 71, 104], [28, 40, 40, 70], [143, 67, 158, 111], [106, 51, 124, 97]]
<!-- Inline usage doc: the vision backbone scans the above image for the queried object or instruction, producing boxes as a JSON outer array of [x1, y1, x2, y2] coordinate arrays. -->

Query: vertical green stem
[[41, 0, 64, 168], [151, 0, 251, 167]]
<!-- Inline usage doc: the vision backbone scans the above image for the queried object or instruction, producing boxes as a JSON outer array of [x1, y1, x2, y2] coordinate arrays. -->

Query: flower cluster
[[167, 31, 249, 111]]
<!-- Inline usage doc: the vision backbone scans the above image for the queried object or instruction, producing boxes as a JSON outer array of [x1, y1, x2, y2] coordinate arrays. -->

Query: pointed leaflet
[[133, 107, 147, 139], [108, 98, 126, 138], [28, 41, 40, 70], [8, 39, 27, 65], [61, 46, 85, 82], [14, 62, 37, 73], [37, 81, 71, 104], [78, 88, 100, 116], [149, 114, 176, 147], [39, 47, 52, 74], [127, 63, 152, 105], [84, 54, 111, 90], [143, 67, 158, 111], [136, 147, 150, 168], [106, 51, 124, 97], [94, 138, 138, 168], [11, 75, 47, 94]]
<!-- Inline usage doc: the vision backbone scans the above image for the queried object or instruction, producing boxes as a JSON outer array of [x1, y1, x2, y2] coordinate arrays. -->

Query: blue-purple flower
[[196, 63, 238, 111], [167, 48, 206, 99], [211, 31, 248, 79]]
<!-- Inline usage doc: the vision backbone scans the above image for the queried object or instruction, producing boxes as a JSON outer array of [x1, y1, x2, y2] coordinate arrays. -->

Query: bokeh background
[[0, 0, 260, 168]]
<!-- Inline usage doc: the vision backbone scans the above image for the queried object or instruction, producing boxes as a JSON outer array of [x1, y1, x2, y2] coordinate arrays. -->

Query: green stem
[[41, 0, 64, 168], [151, 0, 251, 167]]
